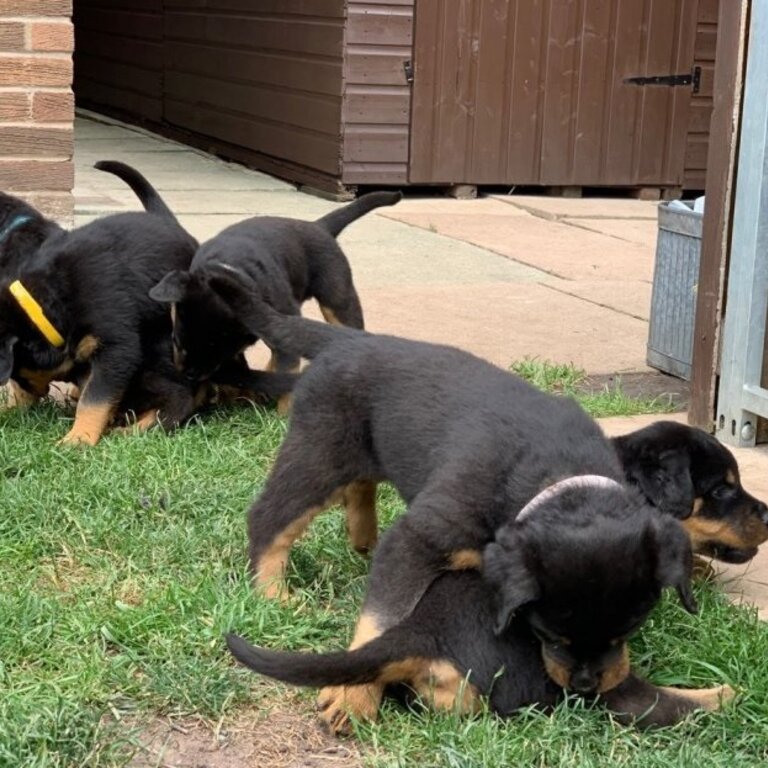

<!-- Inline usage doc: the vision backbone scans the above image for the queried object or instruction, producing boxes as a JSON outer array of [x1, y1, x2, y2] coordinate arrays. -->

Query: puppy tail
[[225, 628, 436, 688], [94, 161, 179, 223], [316, 191, 402, 237]]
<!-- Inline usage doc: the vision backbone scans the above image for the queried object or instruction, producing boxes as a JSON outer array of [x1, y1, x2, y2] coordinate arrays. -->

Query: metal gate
[[409, 0, 700, 187]]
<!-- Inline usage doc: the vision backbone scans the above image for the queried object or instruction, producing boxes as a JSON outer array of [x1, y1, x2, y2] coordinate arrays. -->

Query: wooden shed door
[[409, 0, 700, 186]]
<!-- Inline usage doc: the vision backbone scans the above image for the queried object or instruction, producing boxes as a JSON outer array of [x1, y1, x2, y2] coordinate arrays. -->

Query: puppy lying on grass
[[210, 271, 718, 733]]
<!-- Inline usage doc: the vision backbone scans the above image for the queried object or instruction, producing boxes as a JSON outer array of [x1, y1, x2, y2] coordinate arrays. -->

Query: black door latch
[[624, 66, 701, 94], [403, 60, 414, 84]]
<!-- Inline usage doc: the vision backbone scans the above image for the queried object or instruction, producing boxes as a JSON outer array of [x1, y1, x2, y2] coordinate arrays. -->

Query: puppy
[[147, 191, 402, 393], [228, 569, 732, 730], [207, 274, 699, 732], [0, 162, 199, 444], [613, 421, 768, 563]]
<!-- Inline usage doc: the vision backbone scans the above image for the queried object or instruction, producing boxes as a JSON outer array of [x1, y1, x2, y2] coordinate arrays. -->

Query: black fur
[[148, 191, 402, 382], [613, 421, 768, 562], [216, 277, 697, 697], [227, 570, 723, 729]]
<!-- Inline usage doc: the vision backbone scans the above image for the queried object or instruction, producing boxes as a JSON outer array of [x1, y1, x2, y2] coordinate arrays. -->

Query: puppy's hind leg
[[266, 349, 301, 415], [344, 480, 378, 554], [248, 431, 354, 600]]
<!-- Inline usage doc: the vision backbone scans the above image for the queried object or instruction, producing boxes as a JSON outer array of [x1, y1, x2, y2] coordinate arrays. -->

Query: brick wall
[[0, 0, 74, 225]]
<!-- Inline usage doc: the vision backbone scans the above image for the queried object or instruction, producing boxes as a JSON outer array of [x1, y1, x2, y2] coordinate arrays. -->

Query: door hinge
[[403, 60, 414, 85], [624, 65, 701, 94]]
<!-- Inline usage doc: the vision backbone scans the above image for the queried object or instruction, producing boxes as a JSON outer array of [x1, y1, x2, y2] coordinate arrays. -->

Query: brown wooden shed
[[73, 0, 718, 195]]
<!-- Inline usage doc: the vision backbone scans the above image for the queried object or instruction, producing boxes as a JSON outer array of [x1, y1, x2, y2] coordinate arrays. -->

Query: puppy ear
[[628, 449, 695, 519], [149, 271, 190, 303], [483, 539, 540, 635], [653, 516, 697, 614], [0, 335, 17, 385]]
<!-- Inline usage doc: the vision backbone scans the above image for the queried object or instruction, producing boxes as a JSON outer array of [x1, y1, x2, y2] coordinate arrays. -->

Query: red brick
[[30, 22, 74, 53], [0, 91, 30, 120], [0, 125, 72, 156], [0, 160, 73, 191], [0, 21, 24, 51], [0, 0, 71, 14], [32, 90, 73, 122], [0, 56, 72, 87]]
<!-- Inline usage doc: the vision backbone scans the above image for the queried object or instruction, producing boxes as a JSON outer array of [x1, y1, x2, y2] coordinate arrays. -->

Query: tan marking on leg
[[255, 506, 325, 601], [74, 334, 99, 362], [319, 305, 343, 326], [598, 644, 631, 693], [60, 401, 114, 446], [412, 659, 482, 714], [448, 549, 483, 571], [658, 684, 735, 712], [114, 410, 160, 435], [277, 392, 293, 415], [317, 612, 385, 735], [344, 480, 378, 554], [3, 380, 40, 409]]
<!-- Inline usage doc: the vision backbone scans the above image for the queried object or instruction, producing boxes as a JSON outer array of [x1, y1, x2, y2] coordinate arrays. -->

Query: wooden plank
[[342, 161, 407, 184], [689, 0, 749, 428], [75, 28, 162, 70], [78, 80, 163, 122], [697, 0, 719, 24], [342, 126, 408, 162], [695, 26, 718, 61], [73, 8, 163, 40], [684, 135, 709, 169], [344, 46, 412, 85], [342, 86, 410, 124], [162, 0, 344, 15], [346, 6, 413, 46], [165, 71, 340, 134], [687, 99, 714, 133]]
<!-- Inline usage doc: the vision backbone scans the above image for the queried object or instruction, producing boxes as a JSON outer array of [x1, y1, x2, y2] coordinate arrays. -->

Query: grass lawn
[[2, 370, 767, 767]]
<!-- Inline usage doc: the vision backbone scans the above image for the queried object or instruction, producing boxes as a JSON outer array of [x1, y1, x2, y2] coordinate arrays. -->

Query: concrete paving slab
[[393, 196, 531, 216], [352, 282, 649, 372], [600, 413, 768, 620], [548, 279, 653, 321], [380, 210, 654, 282], [569, 218, 660, 249], [493, 194, 659, 220], [76, 138, 191, 154]]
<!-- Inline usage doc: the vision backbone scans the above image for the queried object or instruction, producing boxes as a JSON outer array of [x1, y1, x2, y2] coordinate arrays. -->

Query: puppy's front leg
[[60, 344, 135, 446], [601, 672, 735, 728]]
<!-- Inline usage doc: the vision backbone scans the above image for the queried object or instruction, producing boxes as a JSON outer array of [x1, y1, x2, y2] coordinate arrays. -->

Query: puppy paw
[[700, 684, 736, 711], [316, 684, 381, 736], [58, 429, 99, 447]]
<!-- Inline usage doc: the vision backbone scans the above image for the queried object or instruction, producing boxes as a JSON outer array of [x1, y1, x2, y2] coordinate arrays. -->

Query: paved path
[[73, 112, 768, 618]]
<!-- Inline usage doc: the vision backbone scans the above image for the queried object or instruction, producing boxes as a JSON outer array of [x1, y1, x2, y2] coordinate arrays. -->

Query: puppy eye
[[712, 484, 737, 500]]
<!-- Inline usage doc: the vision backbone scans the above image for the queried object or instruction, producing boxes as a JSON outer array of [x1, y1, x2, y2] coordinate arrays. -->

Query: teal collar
[[0, 214, 33, 245]]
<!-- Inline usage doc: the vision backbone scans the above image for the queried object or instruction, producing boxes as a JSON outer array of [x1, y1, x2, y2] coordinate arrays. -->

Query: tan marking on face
[[254, 505, 325, 601], [319, 305, 343, 326], [597, 644, 630, 693], [448, 548, 484, 571], [18, 360, 75, 396], [692, 497, 704, 515], [60, 401, 114, 446], [726, 469, 737, 485], [542, 652, 570, 689], [658, 683, 735, 712], [74, 334, 99, 363], [410, 659, 482, 714], [317, 611, 385, 734], [682, 516, 768, 551], [344, 480, 378, 554], [4, 380, 40, 408]]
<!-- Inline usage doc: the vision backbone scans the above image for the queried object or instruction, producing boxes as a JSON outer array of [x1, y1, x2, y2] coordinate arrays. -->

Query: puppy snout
[[756, 500, 768, 526], [569, 667, 598, 694]]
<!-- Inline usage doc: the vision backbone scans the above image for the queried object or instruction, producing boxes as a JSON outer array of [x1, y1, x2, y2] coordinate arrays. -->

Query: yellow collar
[[8, 280, 65, 348]]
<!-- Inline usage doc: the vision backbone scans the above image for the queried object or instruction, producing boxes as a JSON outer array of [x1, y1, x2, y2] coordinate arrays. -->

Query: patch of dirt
[[579, 371, 690, 409], [122, 706, 363, 768]]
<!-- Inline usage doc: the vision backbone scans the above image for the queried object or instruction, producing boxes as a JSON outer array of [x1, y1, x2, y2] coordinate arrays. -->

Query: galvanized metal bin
[[646, 201, 703, 380]]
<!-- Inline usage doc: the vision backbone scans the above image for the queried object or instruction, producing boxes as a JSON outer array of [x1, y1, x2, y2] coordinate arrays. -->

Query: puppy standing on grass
[[208, 274, 705, 733], [148, 191, 402, 411]]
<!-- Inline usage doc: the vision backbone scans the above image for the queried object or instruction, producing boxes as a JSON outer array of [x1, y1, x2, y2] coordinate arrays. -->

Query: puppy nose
[[756, 500, 768, 526], [570, 668, 598, 694]]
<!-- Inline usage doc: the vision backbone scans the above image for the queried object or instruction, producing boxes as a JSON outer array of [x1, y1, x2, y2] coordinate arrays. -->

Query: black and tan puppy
[[148, 191, 402, 400], [0, 162, 200, 444], [612, 421, 768, 564], [207, 275, 700, 732], [228, 568, 732, 730]]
